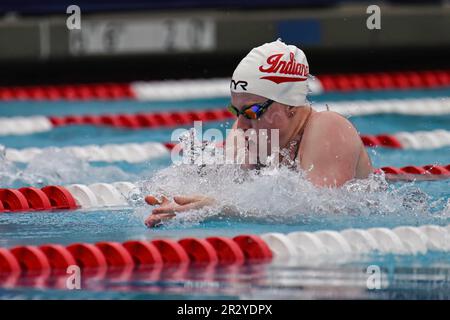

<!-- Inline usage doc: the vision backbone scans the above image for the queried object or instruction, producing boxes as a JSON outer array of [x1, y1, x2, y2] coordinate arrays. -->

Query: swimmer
[[145, 40, 373, 227]]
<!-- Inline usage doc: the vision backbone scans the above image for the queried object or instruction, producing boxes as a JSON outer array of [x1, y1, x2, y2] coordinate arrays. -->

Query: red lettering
[[258, 52, 309, 83], [259, 54, 283, 73]]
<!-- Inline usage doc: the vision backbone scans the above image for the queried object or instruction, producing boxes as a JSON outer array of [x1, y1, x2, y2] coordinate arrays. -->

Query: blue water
[[0, 88, 449, 299]]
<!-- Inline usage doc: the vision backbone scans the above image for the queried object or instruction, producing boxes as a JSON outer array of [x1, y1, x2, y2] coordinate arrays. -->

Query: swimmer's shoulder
[[306, 110, 359, 138], [310, 111, 374, 177]]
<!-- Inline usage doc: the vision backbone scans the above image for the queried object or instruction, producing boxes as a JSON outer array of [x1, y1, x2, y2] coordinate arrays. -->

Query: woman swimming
[[144, 40, 373, 227]]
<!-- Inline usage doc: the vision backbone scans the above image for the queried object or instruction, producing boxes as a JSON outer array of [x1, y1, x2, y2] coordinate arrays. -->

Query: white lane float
[[314, 230, 353, 256], [340, 228, 379, 253], [366, 227, 407, 254], [260, 233, 297, 260], [287, 231, 328, 257], [2, 128, 450, 165], [65, 184, 100, 208], [0, 116, 52, 136], [87, 183, 128, 207], [418, 225, 450, 251], [4, 142, 170, 163], [262, 225, 450, 262], [0, 97, 449, 136], [392, 226, 428, 254]]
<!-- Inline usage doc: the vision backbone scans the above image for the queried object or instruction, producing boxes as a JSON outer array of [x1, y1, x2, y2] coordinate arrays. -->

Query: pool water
[[0, 88, 449, 299]]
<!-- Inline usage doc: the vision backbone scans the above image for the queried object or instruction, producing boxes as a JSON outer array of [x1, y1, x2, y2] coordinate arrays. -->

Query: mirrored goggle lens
[[244, 108, 258, 119], [245, 105, 264, 119]]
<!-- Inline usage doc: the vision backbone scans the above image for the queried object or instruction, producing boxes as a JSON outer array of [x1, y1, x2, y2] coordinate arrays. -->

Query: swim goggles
[[227, 99, 274, 120]]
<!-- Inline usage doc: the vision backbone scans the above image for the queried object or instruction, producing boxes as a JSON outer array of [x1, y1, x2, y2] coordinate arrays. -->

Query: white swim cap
[[230, 39, 310, 106]]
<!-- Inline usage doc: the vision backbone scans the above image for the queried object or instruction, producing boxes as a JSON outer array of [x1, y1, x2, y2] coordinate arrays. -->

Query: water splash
[[138, 133, 449, 229], [0, 148, 136, 187]]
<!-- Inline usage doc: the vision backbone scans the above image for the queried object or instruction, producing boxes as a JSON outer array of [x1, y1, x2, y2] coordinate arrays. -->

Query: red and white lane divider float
[[4, 142, 171, 163], [0, 97, 449, 136], [360, 129, 450, 149], [0, 235, 272, 280], [0, 164, 448, 213], [1, 225, 450, 282], [315, 97, 450, 116], [2, 129, 449, 164], [0, 70, 449, 101]]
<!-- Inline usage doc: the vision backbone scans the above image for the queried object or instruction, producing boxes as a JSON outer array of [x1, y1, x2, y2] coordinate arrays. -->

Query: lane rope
[[3, 142, 170, 163], [0, 97, 449, 136], [0, 235, 271, 281], [2, 128, 449, 164], [0, 70, 449, 101], [1, 224, 449, 285], [0, 164, 448, 213]]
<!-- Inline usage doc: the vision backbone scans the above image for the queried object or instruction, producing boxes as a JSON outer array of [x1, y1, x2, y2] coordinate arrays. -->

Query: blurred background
[[0, 0, 449, 86]]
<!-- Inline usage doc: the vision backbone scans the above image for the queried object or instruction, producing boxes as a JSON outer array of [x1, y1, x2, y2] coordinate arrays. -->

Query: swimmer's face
[[230, 92, 292, 135]]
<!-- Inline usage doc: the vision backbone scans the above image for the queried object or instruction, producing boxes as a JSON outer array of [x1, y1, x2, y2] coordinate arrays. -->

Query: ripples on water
[[1, 135, 449, 230], [135, 131, 449, 228]]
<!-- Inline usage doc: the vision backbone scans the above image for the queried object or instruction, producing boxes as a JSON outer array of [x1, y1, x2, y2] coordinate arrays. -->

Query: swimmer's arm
[[299, 112, 362, 187]]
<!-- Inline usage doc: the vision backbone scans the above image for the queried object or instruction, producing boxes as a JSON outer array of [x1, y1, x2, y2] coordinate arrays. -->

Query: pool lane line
[[1, 225, 450, 289], [0, 70, 449, 102], [0, 235, 271, 286], [1, 97, 450, 136], [0, 164, 448, 213], [3, 129, 450, 164]]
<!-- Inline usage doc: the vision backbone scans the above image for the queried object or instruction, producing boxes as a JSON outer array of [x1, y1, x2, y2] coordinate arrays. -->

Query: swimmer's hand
[[144, 195, 215, 228]]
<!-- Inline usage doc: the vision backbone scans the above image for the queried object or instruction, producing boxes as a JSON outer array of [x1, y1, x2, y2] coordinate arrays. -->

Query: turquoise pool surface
[[0, 88, 449, 299]]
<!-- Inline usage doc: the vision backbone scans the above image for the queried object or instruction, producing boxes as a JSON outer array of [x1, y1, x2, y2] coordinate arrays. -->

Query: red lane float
[[41, 186, 77, 210], [206, 237, 245, 265], [0, 248, 21, 274], [178, 238, 218, 264], [319, 70, 450, 91], [0, 235, 274, 279], [0, 83, 134, 101], [151, 239, 190, 264], [380, 165, 450, 176], [49, 109, 234, 129], [66, 243, 108, 271], [423, 165, 450, 174], [95, 242, 134, 268], [0, 189, 30, 212], [9, 246, 51, 274], [0, 70, 449, 101], [18, 187, 52, 211], [233, 235, 273, 261], [39, 244, 77, 272], [0, 186, 77, 213], [360, 134, 403, 148], [122, 240, 163, 267]]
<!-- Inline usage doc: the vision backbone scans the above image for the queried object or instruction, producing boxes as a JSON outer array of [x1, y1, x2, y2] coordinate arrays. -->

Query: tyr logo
[[231, 80, 248, 91]]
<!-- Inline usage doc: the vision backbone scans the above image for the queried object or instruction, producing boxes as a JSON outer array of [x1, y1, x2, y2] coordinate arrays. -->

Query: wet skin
[[144, 92, 374, 227]]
